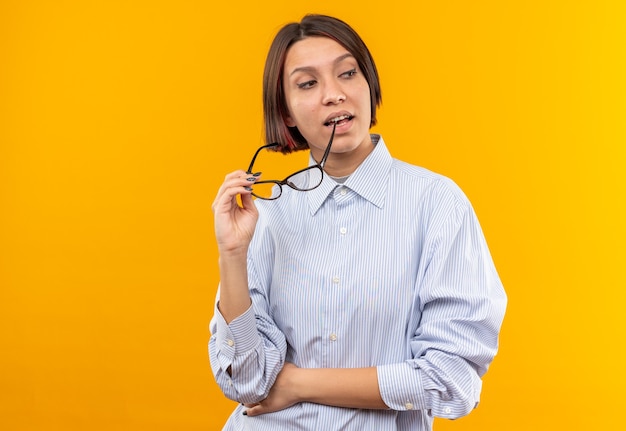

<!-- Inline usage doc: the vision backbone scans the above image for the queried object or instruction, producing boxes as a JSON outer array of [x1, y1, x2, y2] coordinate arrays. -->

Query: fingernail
[[244, 186, 253, 191], [242, 411, 248, 416], [253, 172, 262, 177]]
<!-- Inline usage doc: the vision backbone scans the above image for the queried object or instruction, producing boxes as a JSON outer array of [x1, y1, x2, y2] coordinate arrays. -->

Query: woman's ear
[[284, 115, 296, 127]]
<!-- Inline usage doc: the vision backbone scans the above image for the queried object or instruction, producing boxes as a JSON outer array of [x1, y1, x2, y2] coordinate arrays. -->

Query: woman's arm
[[211, 170, 258, 323], [209, 171, 287, 404], [216, 249, 252, 324], [244, 364, 387, 416]]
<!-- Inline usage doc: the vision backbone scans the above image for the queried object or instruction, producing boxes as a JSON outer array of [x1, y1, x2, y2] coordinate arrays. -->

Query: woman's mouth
[[324, 114, 354, 127]]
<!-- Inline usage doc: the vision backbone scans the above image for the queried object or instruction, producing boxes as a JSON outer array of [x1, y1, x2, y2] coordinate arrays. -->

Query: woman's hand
[[211, 170, 259, 255], [243, 363, 300, 417]]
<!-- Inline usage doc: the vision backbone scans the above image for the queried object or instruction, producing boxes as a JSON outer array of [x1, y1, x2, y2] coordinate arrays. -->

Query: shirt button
[[332, 277, 340, 284], [340, 188, 347, 196], [339, 227, 347, 235], [405, 402, 414, 410], [329, 333, 337, 341], [444, 407, 452, 414], [226, 339, 234, 347]]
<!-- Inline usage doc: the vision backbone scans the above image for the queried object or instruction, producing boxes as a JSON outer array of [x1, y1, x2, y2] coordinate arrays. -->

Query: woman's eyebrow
[[289, 53, 355, 76]]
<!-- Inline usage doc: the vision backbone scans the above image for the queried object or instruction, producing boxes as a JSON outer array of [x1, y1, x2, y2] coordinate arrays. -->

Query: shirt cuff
[[214, 303, 261, 357], [377, 361, 427, 412]]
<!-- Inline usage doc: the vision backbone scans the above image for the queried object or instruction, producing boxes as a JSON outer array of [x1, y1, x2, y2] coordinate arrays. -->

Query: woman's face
[[282, 36, 373, 174]]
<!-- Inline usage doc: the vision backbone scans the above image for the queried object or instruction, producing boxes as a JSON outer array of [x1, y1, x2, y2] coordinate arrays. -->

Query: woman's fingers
[[239, 187, 255, 208], [212, 170, 257, 212], [212, 170, 261, 253]]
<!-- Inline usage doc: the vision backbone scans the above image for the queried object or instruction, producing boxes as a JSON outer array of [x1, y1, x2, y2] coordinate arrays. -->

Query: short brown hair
[[263, 14, 382, 153]]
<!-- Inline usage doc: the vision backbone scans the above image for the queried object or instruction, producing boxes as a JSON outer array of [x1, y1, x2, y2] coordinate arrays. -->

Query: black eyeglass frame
[[246, 123, 337, 200]]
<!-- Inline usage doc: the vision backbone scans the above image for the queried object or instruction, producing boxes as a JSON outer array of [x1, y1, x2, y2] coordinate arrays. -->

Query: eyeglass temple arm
[[247, 143, 280, 173], [248, 123, 335, 173], [320, 122, 337, 168]]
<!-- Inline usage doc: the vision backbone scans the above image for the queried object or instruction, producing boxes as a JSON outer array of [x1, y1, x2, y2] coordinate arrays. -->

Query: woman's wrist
[[218, 245, 249, 262], [276, 364, 307, 404]]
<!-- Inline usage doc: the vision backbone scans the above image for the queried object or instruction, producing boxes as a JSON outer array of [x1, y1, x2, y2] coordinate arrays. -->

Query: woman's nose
[[322, 84, 346, 105]]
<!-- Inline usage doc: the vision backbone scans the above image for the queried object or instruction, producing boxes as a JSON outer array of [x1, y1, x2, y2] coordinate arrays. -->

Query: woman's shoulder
[[394, 157, 465, 191]]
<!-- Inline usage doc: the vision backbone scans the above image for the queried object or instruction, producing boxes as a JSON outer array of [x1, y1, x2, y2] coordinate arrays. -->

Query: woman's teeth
[[324, 115, 352, 126]]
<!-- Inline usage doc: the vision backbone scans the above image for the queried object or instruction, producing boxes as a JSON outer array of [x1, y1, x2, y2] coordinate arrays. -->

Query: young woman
[[209, 14, 506, 431]]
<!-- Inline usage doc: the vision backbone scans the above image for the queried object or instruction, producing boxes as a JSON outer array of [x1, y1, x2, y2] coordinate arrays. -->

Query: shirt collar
[[307, 134, 392, 214]]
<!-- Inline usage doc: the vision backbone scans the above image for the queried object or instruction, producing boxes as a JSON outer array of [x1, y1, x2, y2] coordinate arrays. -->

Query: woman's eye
[[341, 68, 357, 78], [297, 80, 317, 89]]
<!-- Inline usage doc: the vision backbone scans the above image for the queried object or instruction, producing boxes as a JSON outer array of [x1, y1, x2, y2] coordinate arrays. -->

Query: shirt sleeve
[[208, 223, 287, 404], [377, 179, 507, 419]]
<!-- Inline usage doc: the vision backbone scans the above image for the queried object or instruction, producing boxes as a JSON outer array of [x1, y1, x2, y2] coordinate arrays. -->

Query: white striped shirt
[[209, 135, 507, 430]]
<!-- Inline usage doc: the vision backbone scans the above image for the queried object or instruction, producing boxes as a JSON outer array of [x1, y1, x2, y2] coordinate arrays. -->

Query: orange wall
[[1, 1, 624, 430]]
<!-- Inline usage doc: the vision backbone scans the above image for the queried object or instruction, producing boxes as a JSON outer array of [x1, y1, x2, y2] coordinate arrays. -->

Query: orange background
[[1, 1, 624, 430]]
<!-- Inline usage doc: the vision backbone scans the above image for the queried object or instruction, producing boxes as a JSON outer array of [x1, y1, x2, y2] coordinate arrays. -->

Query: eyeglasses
[[246, 122, 337, 200]]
